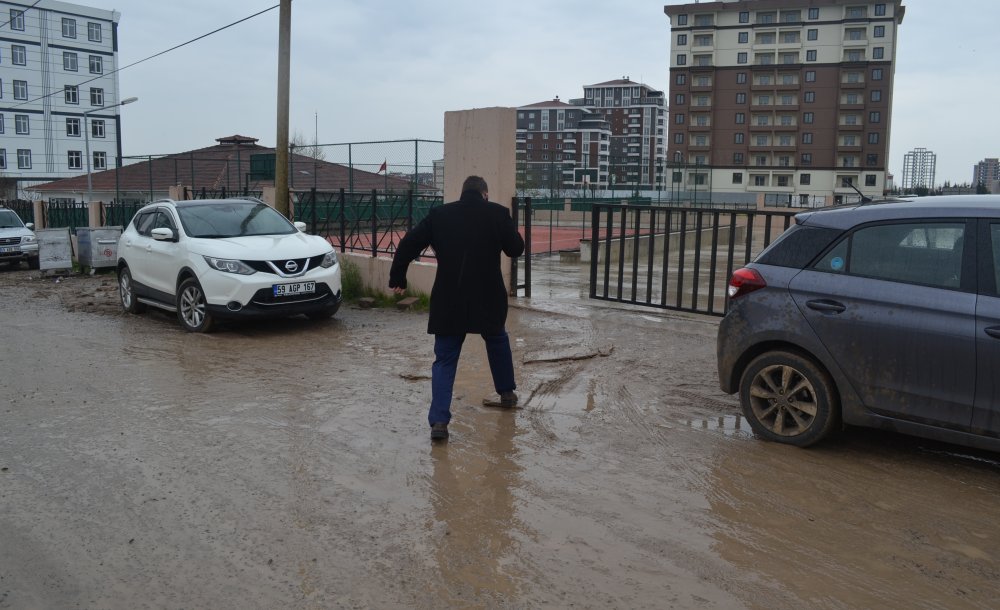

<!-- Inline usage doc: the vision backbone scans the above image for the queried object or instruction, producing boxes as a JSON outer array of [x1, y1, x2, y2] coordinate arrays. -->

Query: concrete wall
[[341, 252, 436, 297]]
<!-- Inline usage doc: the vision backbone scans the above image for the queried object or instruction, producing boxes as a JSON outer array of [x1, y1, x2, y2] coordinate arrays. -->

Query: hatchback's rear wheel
[[739, 350, 838, 447], [177, 277, 213, 333], [118, 266, 146, 314]]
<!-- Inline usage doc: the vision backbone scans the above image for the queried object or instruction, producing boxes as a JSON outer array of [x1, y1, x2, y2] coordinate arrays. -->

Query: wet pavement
[[1, 264, 1000, 609]]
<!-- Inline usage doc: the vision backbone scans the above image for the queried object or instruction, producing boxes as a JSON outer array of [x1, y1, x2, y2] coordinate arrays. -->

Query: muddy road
[[1, 266, 999, 609]]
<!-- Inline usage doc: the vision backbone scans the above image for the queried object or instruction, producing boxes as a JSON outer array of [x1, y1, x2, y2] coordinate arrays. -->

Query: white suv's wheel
[[177, 277, 213, 333], [118, 266, 146, 314]]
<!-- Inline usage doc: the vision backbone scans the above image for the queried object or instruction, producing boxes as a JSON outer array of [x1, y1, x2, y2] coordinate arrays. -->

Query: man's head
[[462, 176, 489, 199]]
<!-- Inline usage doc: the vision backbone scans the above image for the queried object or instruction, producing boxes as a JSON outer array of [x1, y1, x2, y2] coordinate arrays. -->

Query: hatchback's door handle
[[806, 299, 846, 314], [985, 326, 1000, 339]]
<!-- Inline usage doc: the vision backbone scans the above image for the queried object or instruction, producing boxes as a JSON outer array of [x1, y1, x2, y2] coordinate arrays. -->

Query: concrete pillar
[[443, 107, 518, 291], [87, 201, 101, 228], [168, 185, 187, 200], [32, 200, 44, 228]]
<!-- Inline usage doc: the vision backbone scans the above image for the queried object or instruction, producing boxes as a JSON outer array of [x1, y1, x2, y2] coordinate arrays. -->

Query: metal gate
[[510, 196, 532, 297], [588, 203, 797, 316]]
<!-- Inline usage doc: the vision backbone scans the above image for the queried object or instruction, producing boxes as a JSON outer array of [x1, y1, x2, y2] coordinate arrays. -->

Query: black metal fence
[[294, 188, 443, 258], [588, 203, 797, 316], [2, 200, 34, 225]]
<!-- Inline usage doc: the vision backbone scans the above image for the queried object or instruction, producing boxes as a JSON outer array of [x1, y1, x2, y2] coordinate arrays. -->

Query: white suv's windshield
[[0, 209, 25, 228], [177, 202, 296, 238]]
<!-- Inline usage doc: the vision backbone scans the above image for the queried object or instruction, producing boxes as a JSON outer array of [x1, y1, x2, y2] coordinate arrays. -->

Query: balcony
[[838, 122, 864, 131], [688, 123, 711, 132], [837, 142, 863, 152], [772, 122, 798, 131], [840, 79, 866, 89]]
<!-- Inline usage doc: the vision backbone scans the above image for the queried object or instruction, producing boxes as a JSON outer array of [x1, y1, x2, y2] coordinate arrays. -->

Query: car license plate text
[[0, 246, 17, 253], [273, 281, 315, 297]]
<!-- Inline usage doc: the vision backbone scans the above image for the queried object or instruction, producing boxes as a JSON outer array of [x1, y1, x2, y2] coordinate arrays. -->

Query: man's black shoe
[[431, 423, 449, 441], [483, 391, 518, 408]]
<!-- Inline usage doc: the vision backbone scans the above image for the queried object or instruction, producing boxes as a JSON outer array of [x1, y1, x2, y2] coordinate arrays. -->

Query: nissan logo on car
[[284, 260, 298, 273]]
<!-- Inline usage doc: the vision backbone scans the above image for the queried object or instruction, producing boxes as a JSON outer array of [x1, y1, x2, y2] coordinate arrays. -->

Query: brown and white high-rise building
[[664, 1, 905, 205]]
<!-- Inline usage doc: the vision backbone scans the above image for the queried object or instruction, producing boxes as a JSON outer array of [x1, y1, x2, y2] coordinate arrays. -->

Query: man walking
[[389, 176, 525, 441]]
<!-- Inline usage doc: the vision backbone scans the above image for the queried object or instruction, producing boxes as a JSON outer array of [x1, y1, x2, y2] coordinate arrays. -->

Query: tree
[[977, 181, 990, 195], [289, 130, 326, 161]]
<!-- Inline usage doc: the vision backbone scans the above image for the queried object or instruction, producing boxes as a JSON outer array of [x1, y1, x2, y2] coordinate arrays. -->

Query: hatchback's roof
[[797, 195, 1000, 229]]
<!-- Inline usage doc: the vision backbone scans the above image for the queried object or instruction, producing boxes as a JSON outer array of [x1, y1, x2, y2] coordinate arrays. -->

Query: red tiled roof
[[29, 137, 415, 193]]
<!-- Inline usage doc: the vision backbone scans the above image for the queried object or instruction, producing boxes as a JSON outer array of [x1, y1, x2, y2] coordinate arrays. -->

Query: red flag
[[377, 160, 387, 174]]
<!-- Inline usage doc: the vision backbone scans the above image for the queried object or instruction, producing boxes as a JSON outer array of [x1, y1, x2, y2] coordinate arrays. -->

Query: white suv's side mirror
[[294, 221, 307, 232], [151, 227, 175, 241], [25, 222, 34, 230]]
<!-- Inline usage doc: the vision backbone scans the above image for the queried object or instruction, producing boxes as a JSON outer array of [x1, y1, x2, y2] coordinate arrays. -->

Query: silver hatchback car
[[718, 195, 1000, 450]]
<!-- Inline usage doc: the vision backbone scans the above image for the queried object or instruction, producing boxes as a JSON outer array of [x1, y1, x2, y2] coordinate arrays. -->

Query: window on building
[[66, 117, 80, 136], [869, 111, 881, 123], [804, 91, 816, 103], [754, 175, 767, 186], [873, 46, 884, 60], [874, 25, 885, 38], [805, 70, 816, 82], [806, 50, 817, 61], [674, 133, 684, 144], [88, 22, 102, 42], [867, 154, 879, 167], [733, 154, 744, 165], [735, 133, 745, 144], [676, 73, 686, 85], [677, 54, 687, 65], [802, 133, 813, 144], [782, 10, 801, 22], [11, 45, 26, 66], [872, 68, 884, 80], [733, 171, 743, 183], [846, 50, 864, 62], [844, 135, 857, 146], [64, 85, 78, 104], [808, 7, 819, 19], [13, 80, 27, 100], [736, 93, 746, 104], [875, 4, 886, 16], [782, 53, 798, 64], [9, 9, 24, 31], [91, 119, 105, 138], [694, 172, 707, 184], [0, 149, 5, 169], [737, 52, 747, 64], [865, 174, 877, 186], [68, 150, 82, 170], [738, 32, 748, 43], [17, 148, 30, 169], [756, 114, 769, 126], [842, 156, 856, 167], [758, 12, 776, 24], [695, 75, 711, 86], [868, 132, 880, 145], [807, 29, 818, 41], [803, 112, 814, 124], [15, 114, 28, 134], [801, 173, 811, 185], [801, 153, 812, 165], [739, 11, 749, 23], [736, 72, 747, 84], [847, 7, 865, 18], [779, 134, 792, 145], [677, 34, 687, 45], [90, 87, 104, 106], [756, 135, 768, 146], [63, 51, 78, 71], [89, 55, 102, 74], [62, 17, 77, 38], [674, 113, 685, 124], [677, 14, 688, 25], [675, 93, 685, 105], [93, 151, 106, 170], [777, 175, 790, 186], [871, 90, 882, 102]]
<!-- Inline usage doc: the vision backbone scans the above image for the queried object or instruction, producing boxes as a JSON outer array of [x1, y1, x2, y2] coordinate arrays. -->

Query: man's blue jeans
[[429, 331, 516, 426]]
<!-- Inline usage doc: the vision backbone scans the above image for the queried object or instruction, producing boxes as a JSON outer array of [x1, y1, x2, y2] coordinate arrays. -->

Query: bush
[[339, 256, 429, 311]]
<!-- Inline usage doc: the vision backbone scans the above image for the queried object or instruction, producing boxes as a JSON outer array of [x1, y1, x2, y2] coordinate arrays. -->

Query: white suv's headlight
[[203, 256, 256, 275], [320, 250, 338, 268], [21, 235, 36, 244]]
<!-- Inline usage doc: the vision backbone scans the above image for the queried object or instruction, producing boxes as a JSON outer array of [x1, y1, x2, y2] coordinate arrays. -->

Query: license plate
[[0, 246, 16, 253], [273, 281, 315, 297]]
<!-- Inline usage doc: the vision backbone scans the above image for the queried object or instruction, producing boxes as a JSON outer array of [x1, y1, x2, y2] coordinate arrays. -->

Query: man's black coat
[[389, 190, 525, 335]]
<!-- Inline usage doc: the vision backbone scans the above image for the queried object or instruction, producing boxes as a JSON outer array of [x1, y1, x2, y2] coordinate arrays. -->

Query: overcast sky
[[93, 0, 996, 185]]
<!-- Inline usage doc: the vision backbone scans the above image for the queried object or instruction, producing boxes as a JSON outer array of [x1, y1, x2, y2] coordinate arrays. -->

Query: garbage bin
[[77, 226, 122, 269], [36, 228, 73, 271]]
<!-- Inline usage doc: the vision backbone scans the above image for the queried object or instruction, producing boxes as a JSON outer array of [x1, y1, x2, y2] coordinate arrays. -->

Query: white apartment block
[[901, 147, 936, 190], [0, 0, 121, 196], [664, 1, 905, 206]]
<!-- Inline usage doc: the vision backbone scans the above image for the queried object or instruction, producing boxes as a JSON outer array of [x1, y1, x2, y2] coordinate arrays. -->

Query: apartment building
[[516, 79, 666, 196], [0, 0, 121, 196], [973, 158, 999, 193], [664, 0, 905, 205], [901, 147, 936, 190]]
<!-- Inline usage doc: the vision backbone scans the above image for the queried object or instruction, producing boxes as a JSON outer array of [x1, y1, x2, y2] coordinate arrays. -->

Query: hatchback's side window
[[992, 224, 1000, 295], [814, 222, 965, 288], [842, 222, 966, 289]]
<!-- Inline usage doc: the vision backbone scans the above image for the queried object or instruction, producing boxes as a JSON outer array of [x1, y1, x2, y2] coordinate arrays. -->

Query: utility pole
[[274, 0, 292, 217]]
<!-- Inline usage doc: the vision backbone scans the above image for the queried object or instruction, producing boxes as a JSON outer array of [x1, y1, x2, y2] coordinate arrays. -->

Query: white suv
[[0, 207, 39, 269], [117, 198, 342, 332]]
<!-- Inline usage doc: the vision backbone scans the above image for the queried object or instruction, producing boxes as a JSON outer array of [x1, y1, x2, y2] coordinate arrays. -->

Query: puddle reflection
[[681, 414, 753, 438], [427, 412, 527, 603]]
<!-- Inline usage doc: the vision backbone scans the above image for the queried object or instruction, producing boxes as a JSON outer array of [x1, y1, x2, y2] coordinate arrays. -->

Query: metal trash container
[[77, 226, 122, 269], [36, 228, 73, 271]]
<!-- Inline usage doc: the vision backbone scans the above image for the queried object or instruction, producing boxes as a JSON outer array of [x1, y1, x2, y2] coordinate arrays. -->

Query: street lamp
[[84, 96, 138, 203]]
